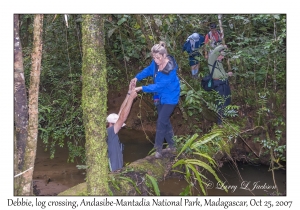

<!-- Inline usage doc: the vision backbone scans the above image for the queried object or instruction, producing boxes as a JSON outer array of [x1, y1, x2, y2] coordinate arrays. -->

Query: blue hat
[[210, 23, 217, 29]]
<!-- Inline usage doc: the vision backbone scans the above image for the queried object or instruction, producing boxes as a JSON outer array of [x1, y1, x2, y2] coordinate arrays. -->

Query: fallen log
[[58, 148, 178, 196]]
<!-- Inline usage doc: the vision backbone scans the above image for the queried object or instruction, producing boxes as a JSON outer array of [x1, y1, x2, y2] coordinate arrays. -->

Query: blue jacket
[[135, 55, 180, 105]]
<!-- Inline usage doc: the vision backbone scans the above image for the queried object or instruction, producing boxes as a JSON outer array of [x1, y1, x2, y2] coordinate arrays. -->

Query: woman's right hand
[[135, 87, 142, 92]]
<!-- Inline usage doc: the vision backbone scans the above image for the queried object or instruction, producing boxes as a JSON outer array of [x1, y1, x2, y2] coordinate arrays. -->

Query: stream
[[33, 128, 286, 196]]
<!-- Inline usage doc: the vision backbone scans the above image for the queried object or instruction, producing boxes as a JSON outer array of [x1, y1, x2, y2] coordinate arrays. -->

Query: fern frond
[[186, 163, 206, 195], [118, 176, 141, 194], [177, 134, 199, 157], [146, 174, 160, 196]]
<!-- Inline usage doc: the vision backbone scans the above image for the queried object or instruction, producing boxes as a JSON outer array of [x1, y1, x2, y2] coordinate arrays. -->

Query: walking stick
[[218, 14, 232, 71], [218, 14, 225, 44]]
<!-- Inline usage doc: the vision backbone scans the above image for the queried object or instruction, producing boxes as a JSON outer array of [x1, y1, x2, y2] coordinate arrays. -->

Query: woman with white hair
[[131, 41, 180, 158]]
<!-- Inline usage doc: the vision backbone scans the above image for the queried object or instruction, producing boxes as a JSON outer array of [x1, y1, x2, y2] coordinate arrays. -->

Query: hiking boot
[[155, 152, 162, 159]]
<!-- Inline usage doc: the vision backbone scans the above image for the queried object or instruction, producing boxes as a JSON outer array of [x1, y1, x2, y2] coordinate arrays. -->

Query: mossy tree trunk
[[14, 14, 29, 195], [20, 14, 43, 195], [81, 14, 109, 195]]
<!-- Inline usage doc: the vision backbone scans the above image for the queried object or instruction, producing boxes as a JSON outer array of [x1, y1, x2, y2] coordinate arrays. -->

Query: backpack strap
[[215, 62, 226, 77], [209, 61, 226, 79], [208, 61, 217, 77]]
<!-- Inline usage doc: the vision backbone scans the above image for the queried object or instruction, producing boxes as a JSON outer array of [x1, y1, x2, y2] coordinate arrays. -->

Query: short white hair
[[106, 113, 125, 127]]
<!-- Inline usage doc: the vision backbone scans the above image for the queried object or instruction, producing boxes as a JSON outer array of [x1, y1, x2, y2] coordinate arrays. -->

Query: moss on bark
[[81, 14, 109, 195]]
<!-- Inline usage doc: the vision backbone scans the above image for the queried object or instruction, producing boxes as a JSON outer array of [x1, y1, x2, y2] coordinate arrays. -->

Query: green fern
[[118, 176, 141, 195], [146, 174, 160, 196], [186, 163, 206, 194], [193, 152, 217, 167], [173, 127, 232, 195], [186, 159, 227, 192], [190, 130, 223, 149], [177, 133, 199, 157], [109, 176, 120, 191]]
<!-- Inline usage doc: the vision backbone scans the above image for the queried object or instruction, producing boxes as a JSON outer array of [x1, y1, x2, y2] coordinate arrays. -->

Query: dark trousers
[[154, 104, 176, 152], [214, 80, 231, 125]]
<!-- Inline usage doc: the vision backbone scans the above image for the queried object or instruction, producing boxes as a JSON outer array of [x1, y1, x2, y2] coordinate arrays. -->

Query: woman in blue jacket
[[131, 41, 180, 158]]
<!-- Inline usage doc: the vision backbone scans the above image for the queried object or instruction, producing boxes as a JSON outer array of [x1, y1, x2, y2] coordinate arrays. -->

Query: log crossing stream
[[33, 129, 286, 196]]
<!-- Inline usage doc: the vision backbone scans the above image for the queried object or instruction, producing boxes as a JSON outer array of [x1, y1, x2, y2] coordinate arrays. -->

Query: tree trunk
[[218, 14, 231, 71], [59, 149, 177, 196], [81, 14, 109, 195], [14, 14, 29, 195], [21, 14, 43, 195], [135, 15, 153, 49]]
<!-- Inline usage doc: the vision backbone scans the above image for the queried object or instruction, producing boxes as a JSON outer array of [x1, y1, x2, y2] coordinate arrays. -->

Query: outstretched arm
[[118, 81, 136, 116], [114, 82, 137, 134]]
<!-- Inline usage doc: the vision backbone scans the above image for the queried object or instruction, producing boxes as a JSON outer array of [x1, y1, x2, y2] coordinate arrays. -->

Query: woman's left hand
[[227, 72, 233, 77]]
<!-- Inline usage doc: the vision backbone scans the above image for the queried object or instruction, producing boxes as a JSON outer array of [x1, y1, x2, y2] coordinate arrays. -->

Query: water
[[119, 128, 155, 164], [33, 128, 286, 196], [33, 138, 86, 195], [159, 163, 286, 196]]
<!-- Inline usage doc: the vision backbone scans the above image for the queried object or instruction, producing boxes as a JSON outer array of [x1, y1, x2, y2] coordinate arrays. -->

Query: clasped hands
[[126, 78, 141, 99], [129, 78, 142, 93]]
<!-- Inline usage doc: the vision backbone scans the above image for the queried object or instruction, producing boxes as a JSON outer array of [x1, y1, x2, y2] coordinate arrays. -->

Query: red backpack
[[207, 30, 222, 45]]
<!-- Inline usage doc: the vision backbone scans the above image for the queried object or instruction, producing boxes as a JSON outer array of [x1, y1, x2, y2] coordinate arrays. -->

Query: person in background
[[106, 82, 137, 171], [204, 23, 223, 59], [208, 44, 233, 127], [131, 41, 180, 159], [182, 33, 205, 78]]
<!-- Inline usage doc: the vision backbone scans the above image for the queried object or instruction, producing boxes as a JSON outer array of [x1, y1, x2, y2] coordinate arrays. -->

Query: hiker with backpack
[[204, 23, 223, 59], [131, 41, 180, 159], [208, 44, 233, 127], [182, 32, 205, 78]]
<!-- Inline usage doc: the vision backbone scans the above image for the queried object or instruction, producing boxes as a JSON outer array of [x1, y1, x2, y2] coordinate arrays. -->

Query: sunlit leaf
[[117, 17, 127, 25]]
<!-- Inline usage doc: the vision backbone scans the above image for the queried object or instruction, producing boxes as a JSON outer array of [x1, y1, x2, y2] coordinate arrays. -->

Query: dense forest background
[[12, 14, 287, 196], [18, 14, 286, 163]]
